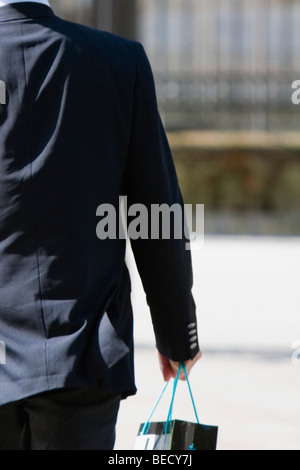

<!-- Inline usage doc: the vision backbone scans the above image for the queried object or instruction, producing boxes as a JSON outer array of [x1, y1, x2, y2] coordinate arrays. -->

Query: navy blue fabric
[[0, 383, 121, 450], [0, 3, 200, 406]]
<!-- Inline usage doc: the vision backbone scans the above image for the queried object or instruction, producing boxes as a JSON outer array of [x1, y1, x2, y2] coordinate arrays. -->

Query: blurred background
[[51, 0, 300, 450]]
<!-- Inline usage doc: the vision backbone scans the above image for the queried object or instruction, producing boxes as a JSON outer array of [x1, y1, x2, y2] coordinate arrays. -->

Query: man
[[0, 1, 201, 450]]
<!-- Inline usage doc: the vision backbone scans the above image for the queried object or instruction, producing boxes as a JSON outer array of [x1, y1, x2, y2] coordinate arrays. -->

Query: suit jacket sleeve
[[123, 43, 200, 362]]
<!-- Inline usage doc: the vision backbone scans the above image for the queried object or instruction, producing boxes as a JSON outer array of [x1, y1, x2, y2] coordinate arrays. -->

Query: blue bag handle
[[141, 362, 199, 436]]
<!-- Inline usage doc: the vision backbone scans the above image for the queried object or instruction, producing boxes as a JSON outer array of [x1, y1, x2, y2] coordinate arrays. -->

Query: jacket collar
[[0, 2, 55, 22]]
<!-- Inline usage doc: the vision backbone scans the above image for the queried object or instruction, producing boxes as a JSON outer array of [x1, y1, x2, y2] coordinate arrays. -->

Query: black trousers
[[0, 383, 121, 450]]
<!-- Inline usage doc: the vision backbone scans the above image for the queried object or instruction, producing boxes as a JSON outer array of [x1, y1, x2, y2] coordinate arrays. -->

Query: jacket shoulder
[[53, 16, 140, 56]]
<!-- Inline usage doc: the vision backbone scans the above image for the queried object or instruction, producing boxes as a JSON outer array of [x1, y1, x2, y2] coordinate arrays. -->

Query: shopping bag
[[133, 363, 218, 450]]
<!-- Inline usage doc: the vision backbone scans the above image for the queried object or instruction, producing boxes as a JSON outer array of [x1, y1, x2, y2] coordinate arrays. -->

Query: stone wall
[[169, 132, 300, 235]]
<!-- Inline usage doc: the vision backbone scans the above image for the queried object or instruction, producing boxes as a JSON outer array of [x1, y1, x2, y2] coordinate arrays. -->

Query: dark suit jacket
[[0, 2, 200, 405]]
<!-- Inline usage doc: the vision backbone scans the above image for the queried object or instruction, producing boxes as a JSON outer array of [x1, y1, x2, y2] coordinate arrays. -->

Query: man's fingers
[[183, 352, 202, 376], [157, 350, 202, 382], [171, 351, 202, 380], [170, 361, 186, 380], [158, 351, 176, 382]]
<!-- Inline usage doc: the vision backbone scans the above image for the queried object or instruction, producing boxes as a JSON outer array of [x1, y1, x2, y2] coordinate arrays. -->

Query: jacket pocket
[[98, 312, 130, 369]]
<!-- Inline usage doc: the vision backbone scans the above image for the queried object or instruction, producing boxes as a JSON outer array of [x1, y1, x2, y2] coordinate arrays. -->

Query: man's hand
[[157, 350, 202, 382]]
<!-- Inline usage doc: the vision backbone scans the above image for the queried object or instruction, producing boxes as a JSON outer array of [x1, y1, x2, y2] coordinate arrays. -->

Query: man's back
[[0, 3, 200, 409]]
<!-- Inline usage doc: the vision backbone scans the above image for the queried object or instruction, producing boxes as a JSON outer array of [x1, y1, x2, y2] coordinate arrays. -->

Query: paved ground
[[114, 236, 300, 450]]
